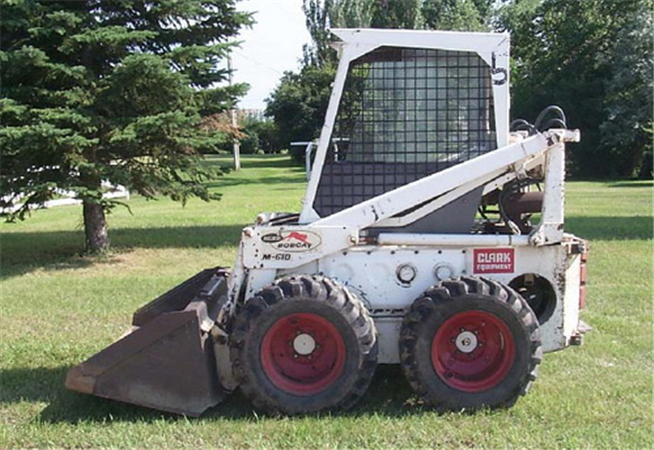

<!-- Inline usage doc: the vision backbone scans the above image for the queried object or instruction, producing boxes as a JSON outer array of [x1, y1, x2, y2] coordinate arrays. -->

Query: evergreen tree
[[0, 0, 253, 252]]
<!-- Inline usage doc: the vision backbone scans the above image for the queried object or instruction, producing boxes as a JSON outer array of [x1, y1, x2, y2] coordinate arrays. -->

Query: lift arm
[[312, 132, 557, 231]]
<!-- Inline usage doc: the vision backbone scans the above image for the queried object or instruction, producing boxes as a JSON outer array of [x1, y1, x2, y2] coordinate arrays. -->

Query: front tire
[[230, 275, 377, 414], [400, 276, 542, 411]]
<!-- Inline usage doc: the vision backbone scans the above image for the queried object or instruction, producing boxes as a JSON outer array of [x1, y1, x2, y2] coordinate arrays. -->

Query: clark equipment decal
[[473, 248, 515, 274], [261, 230, 322, 253]]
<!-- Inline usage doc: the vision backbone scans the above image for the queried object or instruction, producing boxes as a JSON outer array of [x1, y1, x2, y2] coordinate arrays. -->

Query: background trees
[[498, 0, 653, 178], [265, 0, 652, 177], [238, 111, 281, 155], [0, 0, 252, 252], [264, 64, 335, 161], [266, 0, 497, 162]]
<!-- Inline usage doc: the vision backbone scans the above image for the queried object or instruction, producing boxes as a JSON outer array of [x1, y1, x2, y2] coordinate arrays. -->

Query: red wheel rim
[[261, 312, 346, 396], [432, 310, 516, 392]]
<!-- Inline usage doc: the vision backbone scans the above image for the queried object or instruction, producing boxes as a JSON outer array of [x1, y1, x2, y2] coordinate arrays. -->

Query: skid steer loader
[[66, 29, 589, 416]]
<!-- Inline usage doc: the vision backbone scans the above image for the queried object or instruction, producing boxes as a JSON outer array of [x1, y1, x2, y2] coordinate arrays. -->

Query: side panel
[[319, 247, 467, 311], [304, 245, 580, 363], [241, 225, 357, 270]]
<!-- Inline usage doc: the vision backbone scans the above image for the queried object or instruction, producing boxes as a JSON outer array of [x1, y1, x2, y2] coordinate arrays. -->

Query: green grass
[[1, 155, 652, 449]]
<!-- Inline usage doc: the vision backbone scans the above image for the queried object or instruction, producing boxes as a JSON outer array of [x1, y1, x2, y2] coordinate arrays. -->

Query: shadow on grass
[[204, 153, 304, 171], [203, 174, 306, 190], [608, 180, 653, 188], [236, 156, 301, 170], [2, 365, 431, 424], [198, 154, 306, 189], [0, 224, 245, 279], [565, 216, 653, 241], [0, 365, 221, 423]]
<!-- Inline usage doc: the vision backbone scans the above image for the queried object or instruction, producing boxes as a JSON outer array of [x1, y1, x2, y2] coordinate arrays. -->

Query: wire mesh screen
[[314, 46, 497, 217]]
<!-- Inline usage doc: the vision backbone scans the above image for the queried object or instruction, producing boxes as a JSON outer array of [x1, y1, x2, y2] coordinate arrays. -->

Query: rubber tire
[[229, 275, 378, 415], [399, 276, 542, 411]]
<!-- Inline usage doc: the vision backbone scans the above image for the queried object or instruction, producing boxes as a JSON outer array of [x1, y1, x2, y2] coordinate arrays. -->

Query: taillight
[[579, 248, 588, 309]]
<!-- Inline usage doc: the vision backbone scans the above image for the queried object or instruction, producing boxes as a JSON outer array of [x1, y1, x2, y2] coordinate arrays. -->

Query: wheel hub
[[432, 310, 516, 392], [293, 333, 316, 355], [261, 312, 346, 396], [454, 330, 478, 353]]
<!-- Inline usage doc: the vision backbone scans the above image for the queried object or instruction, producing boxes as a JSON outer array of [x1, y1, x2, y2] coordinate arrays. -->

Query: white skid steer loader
[[66, 29, 589, 416]]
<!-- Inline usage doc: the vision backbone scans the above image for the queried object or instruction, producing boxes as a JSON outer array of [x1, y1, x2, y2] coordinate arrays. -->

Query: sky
[[232, 0, 311, 111]]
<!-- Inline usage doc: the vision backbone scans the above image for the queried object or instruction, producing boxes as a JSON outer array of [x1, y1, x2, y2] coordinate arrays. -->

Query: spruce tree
[[1, 0, 252, 252]]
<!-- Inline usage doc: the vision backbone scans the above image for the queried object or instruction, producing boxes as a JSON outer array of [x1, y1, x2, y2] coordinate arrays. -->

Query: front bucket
[[66, 268, 229, 416]]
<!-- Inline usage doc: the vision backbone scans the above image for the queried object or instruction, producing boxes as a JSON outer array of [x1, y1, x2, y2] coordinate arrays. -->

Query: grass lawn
[[1, 154, 652, 449]]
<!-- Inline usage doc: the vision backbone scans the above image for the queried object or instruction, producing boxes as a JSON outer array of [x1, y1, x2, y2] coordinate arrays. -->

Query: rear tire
[[230, 275, 377, 415], [399, 276, 542, 411]]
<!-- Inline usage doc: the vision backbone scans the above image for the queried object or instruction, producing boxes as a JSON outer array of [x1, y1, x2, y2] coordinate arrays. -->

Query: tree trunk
[[83, 200, 109, 253]]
